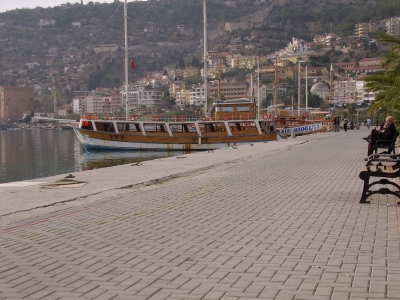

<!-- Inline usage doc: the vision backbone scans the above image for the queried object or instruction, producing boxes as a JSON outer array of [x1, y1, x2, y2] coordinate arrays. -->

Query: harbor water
[[0, 129, 183, 184]]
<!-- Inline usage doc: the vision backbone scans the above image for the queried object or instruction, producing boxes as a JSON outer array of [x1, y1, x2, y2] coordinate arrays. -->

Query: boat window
[[227, 121, 257, 135], [94, 122, 115, 133], [143, 123, 167, 132], [168, 123, 197, 135], [221, 106, 234, 112], [236, 106, 250, 112], [116, 122, 141, 132], [198, 122, 228, 135]]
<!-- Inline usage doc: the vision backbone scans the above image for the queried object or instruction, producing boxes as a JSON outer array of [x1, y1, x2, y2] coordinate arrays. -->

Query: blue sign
[[280, 123, 323, 135]]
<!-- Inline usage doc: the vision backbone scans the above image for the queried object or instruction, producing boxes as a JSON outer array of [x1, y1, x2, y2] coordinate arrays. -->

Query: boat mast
[[274, 54, 278, 115], [257, 57, 260, 118], [124, 0, 129, 121], [218, 53, 221, 99], [203, 0, 208, 115]]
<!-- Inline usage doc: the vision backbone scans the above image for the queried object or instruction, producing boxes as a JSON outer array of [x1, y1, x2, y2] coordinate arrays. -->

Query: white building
[[93, 44, 118, 53], [386, 17, 400, 37], [189, 85, 206, 106], [73, 97, 86, 114], [332, 79, 375, 106], [25, 62, 40, 69], [39, 19, 55, 27], [279, 37, 309, 57], [356, 81, 375, 105], [121, 86, 162, 111]]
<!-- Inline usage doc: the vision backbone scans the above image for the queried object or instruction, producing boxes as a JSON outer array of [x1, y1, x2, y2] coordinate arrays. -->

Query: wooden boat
[[73, 100, 277, 151]]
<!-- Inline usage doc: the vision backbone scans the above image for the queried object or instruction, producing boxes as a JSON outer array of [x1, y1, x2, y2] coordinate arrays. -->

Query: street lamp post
[[298, 61, 301, 116], [305, 63, 308, 114], [298, 60, 307, 117]]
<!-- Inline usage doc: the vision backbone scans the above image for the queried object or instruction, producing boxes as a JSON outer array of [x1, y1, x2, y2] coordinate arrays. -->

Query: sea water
[[0, 129, 182, 184]]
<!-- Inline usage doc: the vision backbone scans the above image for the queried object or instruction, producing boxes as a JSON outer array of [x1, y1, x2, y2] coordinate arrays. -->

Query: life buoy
[[130, 115, 137, 121], [223, 114, 229, 121], [241, 114, 248, 121], [151, 115, 159, 121], [171, 116, 177, 122], [103, 114, 109, 120], [200, 115, 206, 121], [262, 113, 269, 120], [180, 115, 186, 122]]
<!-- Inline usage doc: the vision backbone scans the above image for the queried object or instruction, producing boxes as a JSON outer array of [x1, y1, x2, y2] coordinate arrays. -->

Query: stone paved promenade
[[1, 128, 400, 300]]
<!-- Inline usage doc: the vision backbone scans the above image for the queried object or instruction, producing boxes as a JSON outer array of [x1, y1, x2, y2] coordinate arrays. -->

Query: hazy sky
[[0, 1, 144, 13]]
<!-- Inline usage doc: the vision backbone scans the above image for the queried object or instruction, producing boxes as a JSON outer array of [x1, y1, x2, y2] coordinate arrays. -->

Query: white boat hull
[[73, 128, 271, 151]]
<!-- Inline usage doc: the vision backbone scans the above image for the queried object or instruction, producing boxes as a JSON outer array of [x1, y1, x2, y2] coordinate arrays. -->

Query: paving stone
[[0, 130, 399, 299]]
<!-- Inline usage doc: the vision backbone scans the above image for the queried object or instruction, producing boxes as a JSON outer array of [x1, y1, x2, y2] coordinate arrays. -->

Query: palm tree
[[365, 33, 400, 127]]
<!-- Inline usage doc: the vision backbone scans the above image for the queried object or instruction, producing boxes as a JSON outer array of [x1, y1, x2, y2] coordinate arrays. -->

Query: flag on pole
[[130, 57, 135, 69]]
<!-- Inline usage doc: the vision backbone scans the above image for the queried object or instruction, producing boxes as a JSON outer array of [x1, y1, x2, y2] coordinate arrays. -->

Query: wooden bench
[[373, 131, 399, 154], [359, 153, 400, 203]]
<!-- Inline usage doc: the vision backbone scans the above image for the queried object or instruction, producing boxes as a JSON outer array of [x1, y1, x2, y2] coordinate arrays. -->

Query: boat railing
[[82, 113, 268, 123]]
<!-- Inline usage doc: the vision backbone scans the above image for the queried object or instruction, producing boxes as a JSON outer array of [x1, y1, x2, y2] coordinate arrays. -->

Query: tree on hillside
[[364, 33, 400, 128]]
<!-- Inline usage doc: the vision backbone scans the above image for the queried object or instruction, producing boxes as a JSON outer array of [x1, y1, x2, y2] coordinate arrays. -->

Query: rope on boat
[[81, 144, 99, 155]]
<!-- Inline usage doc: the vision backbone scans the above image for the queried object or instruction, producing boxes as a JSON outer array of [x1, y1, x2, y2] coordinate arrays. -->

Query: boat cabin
[[208, 99, 257, 121]]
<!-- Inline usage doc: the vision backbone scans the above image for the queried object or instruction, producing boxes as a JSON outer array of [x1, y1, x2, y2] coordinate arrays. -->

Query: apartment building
[[386, 17, 400, 37], [189, 85, 206, 106], [208, 82, 248, 100], [72, 96, 87, 114], [356, 81, 375, 105], [121, 86, 162, 111], [354, 22, 378, 37], [333, 79, 357, 105], [332, 79, 375, 106]]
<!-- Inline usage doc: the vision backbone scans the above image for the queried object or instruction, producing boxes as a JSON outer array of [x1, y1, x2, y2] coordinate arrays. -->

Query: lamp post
[[298, 60, 304, 116], [305, 63, 308, 114], [298, 60, 307, 117]]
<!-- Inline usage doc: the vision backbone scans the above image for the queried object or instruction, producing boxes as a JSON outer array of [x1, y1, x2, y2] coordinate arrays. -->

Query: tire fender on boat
[[130, 115, 137, 121], [103, 114, 109, 120], [151, 115, 159, 121], [223, 114, 229, 121], [262, 113, 269, 120], [200, 115, 206, 121], [180, 115, 186, 122], [241, 114, 248, 121]]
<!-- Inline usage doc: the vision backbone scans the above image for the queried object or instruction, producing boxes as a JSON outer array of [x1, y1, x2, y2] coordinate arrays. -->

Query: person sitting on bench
[[365, 116, 396, 156]]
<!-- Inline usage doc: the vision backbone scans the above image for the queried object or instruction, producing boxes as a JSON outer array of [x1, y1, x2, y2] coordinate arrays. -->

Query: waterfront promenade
[[0, 128, 399, 299]]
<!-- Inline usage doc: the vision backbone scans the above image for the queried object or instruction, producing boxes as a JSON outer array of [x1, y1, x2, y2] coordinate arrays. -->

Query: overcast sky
[[0, 1, 144, 13]]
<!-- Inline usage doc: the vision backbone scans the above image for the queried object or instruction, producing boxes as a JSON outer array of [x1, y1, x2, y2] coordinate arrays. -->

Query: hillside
[[0, 0, 399, 96]]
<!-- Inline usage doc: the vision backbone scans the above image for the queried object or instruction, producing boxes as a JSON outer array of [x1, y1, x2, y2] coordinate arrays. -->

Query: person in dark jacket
[[366, 116, 396, 156]]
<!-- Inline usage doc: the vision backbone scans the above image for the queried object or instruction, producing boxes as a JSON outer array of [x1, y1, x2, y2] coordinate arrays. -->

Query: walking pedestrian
[[333, 117, 339, 132], [366, 117, 371, 130], [343, 118, 349, 132]]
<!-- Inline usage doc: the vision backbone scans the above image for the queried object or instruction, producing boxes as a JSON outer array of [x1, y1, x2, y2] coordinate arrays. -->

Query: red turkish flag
[[130, 57, 135, 69]]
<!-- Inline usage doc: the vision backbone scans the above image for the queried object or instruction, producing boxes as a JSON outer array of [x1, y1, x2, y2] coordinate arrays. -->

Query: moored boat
[[73, 100, 278, 151]]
